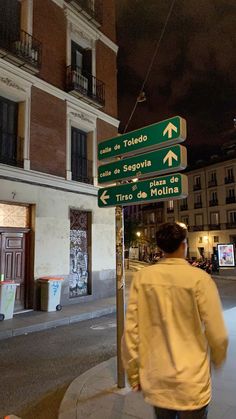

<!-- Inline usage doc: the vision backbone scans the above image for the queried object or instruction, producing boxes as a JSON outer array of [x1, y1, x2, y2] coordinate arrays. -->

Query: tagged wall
[[0, 178, 116, 286]]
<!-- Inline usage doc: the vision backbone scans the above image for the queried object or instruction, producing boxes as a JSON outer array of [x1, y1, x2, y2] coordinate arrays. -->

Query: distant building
[[163, 150, 236, 259], [0, 0, 118, 312]]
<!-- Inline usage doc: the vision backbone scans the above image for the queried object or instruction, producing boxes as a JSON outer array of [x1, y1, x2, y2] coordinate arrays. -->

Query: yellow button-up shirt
[[122, 258, 228, 410]]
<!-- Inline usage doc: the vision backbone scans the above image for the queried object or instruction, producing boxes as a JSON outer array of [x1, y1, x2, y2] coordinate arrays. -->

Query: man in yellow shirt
[[122, 222, 228, 419]]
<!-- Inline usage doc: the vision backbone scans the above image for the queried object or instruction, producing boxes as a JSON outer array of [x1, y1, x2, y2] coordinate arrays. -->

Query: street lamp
[[136, 231, 141, 260]]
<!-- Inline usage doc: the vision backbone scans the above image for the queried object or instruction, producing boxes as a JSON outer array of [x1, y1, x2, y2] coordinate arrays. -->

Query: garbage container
[[39, 277, 63, 312], [0, 281, 17, 320]]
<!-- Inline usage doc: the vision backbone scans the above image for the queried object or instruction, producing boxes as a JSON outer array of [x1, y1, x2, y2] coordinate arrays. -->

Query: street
[[0, 263, 236, 419]]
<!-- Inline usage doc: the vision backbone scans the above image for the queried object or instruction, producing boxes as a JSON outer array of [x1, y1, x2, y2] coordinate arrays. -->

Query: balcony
[[189, 225, 204, 232], [0, 29, 42, 74], [225, 176, 235, 184], [208, 179, 217, 187], [0, 133, 24, 168], [66, 66, 105, 108], [180, 204, 188, 211], [226, 196, 236, 204], [209, 224, 221, 230], [65, 0, 102, 26], [226, 222, 236, 229], [194, 202, 202, 209], [193, 184, 201, 191], [209, 199, 218, 206]]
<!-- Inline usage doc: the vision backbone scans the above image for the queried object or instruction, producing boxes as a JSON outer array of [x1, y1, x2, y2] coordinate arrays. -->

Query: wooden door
[[0, 232, 26, 311]]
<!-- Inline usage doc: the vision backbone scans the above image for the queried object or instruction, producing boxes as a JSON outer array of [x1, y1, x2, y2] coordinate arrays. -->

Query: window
[[69, 209, 91, 298], [195, 194, 202, 203], [0, 0, 21, 50], [0, 96, 23, 167], [71, 127, 92, 184], [167, 200, 174, 213], [227, 188, 235, 198], [228, 211, 236, 224], [209, 171, 217, 182], [210, 191, 217, 201], [181, 216, 189, 226], [151, 227, 155, 239], [144, 228, 148, 238], [71, 41, 92, 94], [194, 193, 202, 208], [193, 175, 201, 190], [195, 213, 203, 226], [210, 212, 219, 225], [214, 236, 219, 243], [199, 237, 203, 244], [226, 167, 234, 179], [149, 212, 155, 224]]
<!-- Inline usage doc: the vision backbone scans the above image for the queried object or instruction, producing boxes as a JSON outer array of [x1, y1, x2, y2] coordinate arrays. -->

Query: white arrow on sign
[[163, 150, 178, 166], [100, 190, 110, 205], [163, 122, 178, 139]]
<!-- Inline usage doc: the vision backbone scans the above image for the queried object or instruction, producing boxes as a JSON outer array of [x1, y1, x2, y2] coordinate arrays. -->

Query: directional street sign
[[98, 173, 188, 208], [98, 116, 186, 161], [98, 145, 187, 184]]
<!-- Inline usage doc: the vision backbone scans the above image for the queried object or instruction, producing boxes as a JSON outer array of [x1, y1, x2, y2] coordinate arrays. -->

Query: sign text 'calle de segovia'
[[98, 116, 186, 160], [98, 173, 188, 208], [98, 144, 187, 184]]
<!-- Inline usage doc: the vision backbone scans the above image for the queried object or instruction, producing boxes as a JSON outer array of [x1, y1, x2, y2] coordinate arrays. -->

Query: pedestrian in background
[[122, 222, 228, 419]]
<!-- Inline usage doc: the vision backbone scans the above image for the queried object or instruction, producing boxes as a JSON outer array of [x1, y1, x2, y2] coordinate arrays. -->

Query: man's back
[[123, 258, 228, 410]]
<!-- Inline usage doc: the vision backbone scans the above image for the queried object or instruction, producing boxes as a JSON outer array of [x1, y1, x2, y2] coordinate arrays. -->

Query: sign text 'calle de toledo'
[[98, 144, 187, 184], [98, 116, 186, 160], [98, 173, 188, 208]]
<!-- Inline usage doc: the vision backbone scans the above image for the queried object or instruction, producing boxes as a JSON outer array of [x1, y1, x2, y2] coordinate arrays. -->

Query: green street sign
[[98, 116, 186, 160], [98, 173, 188, 208], [98, 145, 187, 184]]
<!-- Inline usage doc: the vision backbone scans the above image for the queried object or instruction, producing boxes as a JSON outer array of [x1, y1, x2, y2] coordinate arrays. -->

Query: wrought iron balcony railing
[[66, 66, 105, 107], [0, 133, 24, 168], [65, 0, 102, 25], [208, 179, 217, 187], [225, 176, 235, 184], [226, 222, 236, 229], [209, 199, 218, 206], [193, 184, 201, 191], [194, 202, 202, 209], [226, 196, 236, 204], [180, 204, 188, 211], [0, 29, 42, 73], [209, 224, 221, 230], [189, 225, 204, 232]]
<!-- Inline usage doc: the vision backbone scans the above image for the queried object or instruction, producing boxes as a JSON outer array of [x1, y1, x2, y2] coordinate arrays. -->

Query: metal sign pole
[[115, 205, 126, 388]]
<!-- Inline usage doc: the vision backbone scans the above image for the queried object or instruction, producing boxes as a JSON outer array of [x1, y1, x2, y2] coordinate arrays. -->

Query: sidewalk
[[59, 307, 236, 419]]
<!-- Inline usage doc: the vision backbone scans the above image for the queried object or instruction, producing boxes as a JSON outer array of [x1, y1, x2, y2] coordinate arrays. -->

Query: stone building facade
[[0, 0, 118, 311]]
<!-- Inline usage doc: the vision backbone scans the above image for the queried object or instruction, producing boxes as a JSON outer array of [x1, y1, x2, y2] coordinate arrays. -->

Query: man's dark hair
[[156, 222, 187, 253]]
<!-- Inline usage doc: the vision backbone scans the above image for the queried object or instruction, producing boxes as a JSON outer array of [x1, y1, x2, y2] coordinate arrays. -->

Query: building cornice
[[0, 164, 99, 197], [52, 1, 118, 53], [0, 59, 119, 128]]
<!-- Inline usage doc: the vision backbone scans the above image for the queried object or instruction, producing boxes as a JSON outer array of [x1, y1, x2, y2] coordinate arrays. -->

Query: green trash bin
[[0, 281, 17, 320], [39, 277, 63, 312]]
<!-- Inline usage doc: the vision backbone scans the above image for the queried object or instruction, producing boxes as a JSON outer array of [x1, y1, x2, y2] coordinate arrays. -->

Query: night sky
[[115, 0, 236, 161]]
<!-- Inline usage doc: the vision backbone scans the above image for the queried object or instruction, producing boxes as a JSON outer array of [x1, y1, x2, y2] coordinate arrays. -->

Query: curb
[[58, 357, 117, 419], [0, 305, 116, 341]]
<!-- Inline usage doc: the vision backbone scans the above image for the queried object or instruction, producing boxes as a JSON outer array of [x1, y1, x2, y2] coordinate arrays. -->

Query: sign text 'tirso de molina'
[[98, 173, 188, 208]]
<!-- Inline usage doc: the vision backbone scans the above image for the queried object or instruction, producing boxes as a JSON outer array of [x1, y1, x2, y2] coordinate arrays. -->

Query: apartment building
[[163, 152, 236, 259], [0, 0, 118, 312]]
